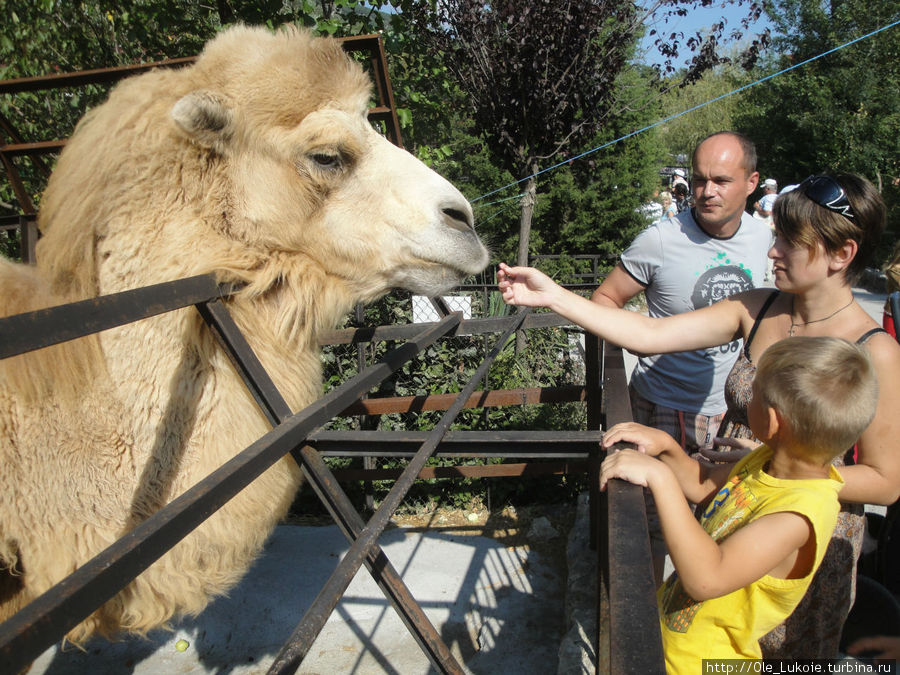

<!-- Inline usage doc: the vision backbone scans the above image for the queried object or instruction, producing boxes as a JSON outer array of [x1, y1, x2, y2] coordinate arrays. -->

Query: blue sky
[[638, 2, 775, 67]]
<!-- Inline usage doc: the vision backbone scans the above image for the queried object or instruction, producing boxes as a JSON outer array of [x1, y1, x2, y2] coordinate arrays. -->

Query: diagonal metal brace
[[268, 308, 530, 674], [196, 298, 466, 674]]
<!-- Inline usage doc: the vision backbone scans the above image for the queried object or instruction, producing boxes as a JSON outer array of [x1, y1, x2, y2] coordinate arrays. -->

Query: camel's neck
[[95, 258, 360, 481]]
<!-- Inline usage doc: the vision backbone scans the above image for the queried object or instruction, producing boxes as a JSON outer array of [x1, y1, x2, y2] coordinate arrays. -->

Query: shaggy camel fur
[[0, 25, 488, 641]]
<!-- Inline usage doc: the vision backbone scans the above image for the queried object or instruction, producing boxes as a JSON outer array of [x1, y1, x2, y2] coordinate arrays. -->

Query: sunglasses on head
[[799, 175, 855, 220]]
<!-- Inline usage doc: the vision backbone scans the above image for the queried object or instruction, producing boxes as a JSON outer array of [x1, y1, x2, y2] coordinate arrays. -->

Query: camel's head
[[170, 25, 489, 301]]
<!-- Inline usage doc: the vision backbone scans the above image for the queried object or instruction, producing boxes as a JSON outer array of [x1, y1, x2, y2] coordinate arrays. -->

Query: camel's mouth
[[392, 261, 479, 297]]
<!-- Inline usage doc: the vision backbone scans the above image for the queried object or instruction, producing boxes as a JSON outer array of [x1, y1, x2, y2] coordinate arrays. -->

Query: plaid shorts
[[628, 385, 724, 453], [628, 385, 726, 564]]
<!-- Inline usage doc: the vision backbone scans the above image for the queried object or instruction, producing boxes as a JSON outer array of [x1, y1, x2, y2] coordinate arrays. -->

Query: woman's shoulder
[[732, 287, 785, 315], [863, 327, 900, 365]]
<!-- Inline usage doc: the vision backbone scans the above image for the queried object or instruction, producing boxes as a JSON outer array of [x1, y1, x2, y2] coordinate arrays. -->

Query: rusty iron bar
[[363, 33, 404, 148], [267, 308, 530, 674], [428, 295, 453, 317], [584, 333, 608, 671], [318, 310, 570, 345], [599, 343, 665, 675], [196, 298, 294, 422], [0, 36, 387, 97], [196, 299, 466, 673], [0, 309, 461, 673], [308, 429, 602, 457], [295, 444, 465, 671], [0, 128, 37, 215], [0, 57, 196, 95], [332, 460, 588, 481], [0, 274, 225, 360], [585, 333, 603, 551], [18, 215, 37, 264], [0, 110, 53, 178], [338, 384, 586, 415]]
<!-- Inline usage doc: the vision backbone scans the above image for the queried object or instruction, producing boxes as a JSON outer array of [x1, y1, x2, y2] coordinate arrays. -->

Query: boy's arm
[[602, 423, 732, 505], [660, 502, 813, 601], [601, 450, 814, 601]]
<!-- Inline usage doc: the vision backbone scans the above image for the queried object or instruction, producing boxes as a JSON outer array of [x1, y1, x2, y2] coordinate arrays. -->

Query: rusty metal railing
[[0, 277, 663, 673]]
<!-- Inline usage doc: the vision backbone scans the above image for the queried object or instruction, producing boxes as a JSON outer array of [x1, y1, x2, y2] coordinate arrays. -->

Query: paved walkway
[[32, 518, 569, 674]]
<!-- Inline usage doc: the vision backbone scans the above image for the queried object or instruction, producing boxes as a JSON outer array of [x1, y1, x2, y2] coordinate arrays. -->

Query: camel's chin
[[392, 265, 473, 297]]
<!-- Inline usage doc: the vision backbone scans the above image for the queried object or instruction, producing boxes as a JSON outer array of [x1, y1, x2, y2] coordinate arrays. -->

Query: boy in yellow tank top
[[600, 336, 878, 673]]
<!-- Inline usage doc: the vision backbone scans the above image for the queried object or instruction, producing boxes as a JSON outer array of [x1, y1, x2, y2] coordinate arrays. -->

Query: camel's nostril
[[442, 207, 474, 233]]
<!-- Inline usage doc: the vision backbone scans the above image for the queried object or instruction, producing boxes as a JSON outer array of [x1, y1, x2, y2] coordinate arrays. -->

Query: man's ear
[[746, 170, 760, 196]]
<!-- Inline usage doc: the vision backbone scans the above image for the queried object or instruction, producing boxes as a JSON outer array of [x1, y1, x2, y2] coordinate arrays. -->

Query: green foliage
[[316, 291, 588, 512], [731, 0, 900, 238], [656, 57, 757, 166]]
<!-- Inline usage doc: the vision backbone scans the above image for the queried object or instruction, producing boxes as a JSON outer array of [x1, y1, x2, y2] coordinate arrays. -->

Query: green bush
[[292, 290, 589, 517]]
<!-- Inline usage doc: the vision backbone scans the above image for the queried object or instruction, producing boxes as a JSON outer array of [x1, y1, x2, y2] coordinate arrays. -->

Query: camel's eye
[[308, 151, 343, 172]]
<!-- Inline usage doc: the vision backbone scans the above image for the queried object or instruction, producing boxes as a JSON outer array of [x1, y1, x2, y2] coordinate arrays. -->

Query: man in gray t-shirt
[[623, 208, 771, 420], [592, 131, 770, 451], [592, 131, 771, 583]]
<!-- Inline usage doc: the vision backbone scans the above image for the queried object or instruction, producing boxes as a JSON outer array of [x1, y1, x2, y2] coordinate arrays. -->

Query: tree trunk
[[515, 165, 538, 353], [516, 169, 538, 267]]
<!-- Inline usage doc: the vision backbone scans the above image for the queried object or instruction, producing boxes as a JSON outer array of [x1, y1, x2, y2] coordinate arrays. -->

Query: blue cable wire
[[472, 18, 900, 204]]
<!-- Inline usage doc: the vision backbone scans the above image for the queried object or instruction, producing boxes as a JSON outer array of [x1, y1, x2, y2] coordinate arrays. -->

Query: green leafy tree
[[656, 56, 756, 167], [405, 0, 770, 267], [733, 0, 899, 241], [407, 0, 643, 266], [540, 64, 666, 263]]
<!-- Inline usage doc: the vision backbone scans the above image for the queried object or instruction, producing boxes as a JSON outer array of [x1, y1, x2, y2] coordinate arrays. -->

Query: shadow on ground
[[32, 509, 571, 675]]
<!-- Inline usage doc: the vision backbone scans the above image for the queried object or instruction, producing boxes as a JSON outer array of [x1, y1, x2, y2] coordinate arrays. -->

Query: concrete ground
[[31, 513, 571, 675]]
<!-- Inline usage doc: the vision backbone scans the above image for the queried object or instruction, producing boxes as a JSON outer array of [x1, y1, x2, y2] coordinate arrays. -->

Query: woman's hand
[[497, 263, 560, 309]]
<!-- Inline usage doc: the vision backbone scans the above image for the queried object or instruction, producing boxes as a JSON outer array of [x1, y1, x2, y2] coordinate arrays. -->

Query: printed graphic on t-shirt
[[660, 467, 759, 633], [691, 260, 755, 309]]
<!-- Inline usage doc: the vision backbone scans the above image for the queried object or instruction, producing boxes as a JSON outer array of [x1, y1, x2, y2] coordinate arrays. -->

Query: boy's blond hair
[[755, 336, 878, 461]]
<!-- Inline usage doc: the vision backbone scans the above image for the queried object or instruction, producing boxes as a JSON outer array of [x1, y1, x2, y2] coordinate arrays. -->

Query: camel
[[0, 24, 489, 641]]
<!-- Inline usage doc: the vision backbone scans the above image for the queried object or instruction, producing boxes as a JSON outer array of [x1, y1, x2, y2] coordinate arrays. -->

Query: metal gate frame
[[0, 276, 663, 673], [1, 33, 662, 673]]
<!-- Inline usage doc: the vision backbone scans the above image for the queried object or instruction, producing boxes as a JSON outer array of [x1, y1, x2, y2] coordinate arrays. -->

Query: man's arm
[[591, 263, 646, 309], [601, 450, 814, 601]]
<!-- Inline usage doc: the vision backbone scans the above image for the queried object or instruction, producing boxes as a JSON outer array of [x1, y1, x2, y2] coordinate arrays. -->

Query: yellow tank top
[[658, 445, 843, 673]]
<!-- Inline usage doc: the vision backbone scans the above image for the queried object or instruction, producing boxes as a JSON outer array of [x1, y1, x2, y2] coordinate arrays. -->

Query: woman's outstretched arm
[[498, 262, 747, 355]]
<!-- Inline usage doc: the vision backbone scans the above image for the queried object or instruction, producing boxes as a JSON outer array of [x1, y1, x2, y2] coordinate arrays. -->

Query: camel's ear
[[171, 91, 234, 151]]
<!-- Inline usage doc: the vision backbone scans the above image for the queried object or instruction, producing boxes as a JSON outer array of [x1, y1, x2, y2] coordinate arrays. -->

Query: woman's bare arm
[[840, 333, 900, 504], [498, 263, 747, 355]]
